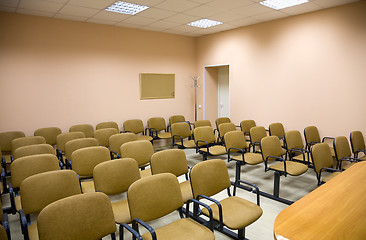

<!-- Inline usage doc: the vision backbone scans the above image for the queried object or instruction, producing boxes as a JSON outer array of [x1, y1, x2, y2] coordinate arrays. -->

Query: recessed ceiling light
[[188, 19, 223, 29], [259, 0, 308, 10], [105, 1, 149, 15]]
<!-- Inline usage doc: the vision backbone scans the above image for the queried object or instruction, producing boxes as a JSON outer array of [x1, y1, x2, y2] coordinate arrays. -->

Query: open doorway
[[203, 64, 230, 123]]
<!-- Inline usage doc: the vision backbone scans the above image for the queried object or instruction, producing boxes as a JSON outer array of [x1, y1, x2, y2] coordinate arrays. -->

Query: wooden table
[[274, 161, 366, 240]]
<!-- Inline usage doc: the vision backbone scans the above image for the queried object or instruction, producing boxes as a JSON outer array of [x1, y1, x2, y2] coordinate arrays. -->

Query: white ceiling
[[0, 0, 359, 37]]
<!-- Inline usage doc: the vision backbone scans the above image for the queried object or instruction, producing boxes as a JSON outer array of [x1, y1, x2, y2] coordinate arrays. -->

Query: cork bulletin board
[[140, 73, 175, 100]]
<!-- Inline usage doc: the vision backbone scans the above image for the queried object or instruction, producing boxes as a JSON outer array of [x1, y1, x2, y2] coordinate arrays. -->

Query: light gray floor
[[3, 147, 321, 240]]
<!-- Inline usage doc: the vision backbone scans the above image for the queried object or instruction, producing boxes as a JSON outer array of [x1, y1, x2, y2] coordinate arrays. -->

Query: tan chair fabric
[[37, 192, 116, 240], [311, 143, 340, 183], [123, 119, 152, 141], [13, 144, 56, 160], [269, 123, 285, 138], [285, 130, 309, 163], [56, 132, 85, 153], [304, 126, 321, 146], [194, 126, 227, 157], [96, 121, 119, 131], [64, 138, 99, 160], [147, 117, 171, 139], [350, 131, 365, 156], [69, 124, 94, 138], [12, 136, 46, 154], [109, 133, 137, 156], [194, 120, 211, 128], [0, 225, 7, 240], [171, 122, 195, 148], [240, 120, 256, 134], [215, 117, 231, 129], [93, 158, 141, 224], [250, 126, 267, 145], [0, 131, 26, 153], [120, 140, 153, 175], [169, 115, 186, 125], [93, 128, 118, 147], [218, 122, 236, 139], [34, 127, 62, 146]]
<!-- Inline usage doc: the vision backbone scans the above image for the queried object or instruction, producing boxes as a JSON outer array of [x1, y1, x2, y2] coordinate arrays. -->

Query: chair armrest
[[20, 209, 29, 238], [234, 180, 261, 206], [8, 183, 16, 214], [172, 135, 184, 147], [227, 147, 245, 162], [185, 198, 214, 231], [197, 194, 224, 230], [132, 218, 156, 240], [119, 223, 142, 240], [66, 159, 72, 169], [148, 128, 158, 138], [320, 167, 342, 173], [265, 156, 286, 175]]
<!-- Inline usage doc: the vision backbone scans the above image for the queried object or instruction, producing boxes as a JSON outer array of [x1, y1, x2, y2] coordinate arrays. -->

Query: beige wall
[[197, 1, 366, 139], [0, 12, 196, 135]]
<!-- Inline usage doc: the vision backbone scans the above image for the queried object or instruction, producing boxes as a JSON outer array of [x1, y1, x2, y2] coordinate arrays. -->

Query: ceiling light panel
[[260, 0, 308, 10], [105, 1, 149, 15], [188, 19, 223, 28]]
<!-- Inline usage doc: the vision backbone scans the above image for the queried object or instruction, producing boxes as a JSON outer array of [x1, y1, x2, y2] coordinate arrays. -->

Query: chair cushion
[[200, 145, 226, 156], [81, 180, 95, 193], [269, 161, 308, 176], [201, 196, 262, 230], [179, 180, 193, 203], [137, 135, 153, 142], [140, 169, 152, 178], [322, 172, 342, 183], [182, 140, 196, 148], [28, 222, 39, 240], [111, 199, 131, 224], [157, 132, 171, 139], [141, 218, 214, 240], [232, 152, 263, 165]]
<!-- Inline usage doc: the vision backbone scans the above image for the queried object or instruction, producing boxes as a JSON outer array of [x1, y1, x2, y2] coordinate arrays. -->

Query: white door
[[218, 65, 230, 118]]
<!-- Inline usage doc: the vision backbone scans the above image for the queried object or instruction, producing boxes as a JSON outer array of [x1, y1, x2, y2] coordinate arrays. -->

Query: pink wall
[[0, 12, 197, 135], [196, 1, 366, 139]]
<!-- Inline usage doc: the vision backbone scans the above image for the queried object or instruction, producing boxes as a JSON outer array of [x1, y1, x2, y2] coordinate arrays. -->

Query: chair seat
[[141, 218, 214, 240], [322, 172, 342, 183], [140, 168, 152, 178], [200, 145, 227, 156], [292, 153, 310, 163], [360, 155, 366, 161], [111, 199, 131, 224], [179, 180, 193, 203], [181, 140, 196, 148], [137, 135, 153, 142], [342, 162, 356, 170], [28, 222, 39, 240], [201, 196, 263, 230], [80, 180, 95, 193], [231, 152, 263, 165], [157, 132, 171, 139], [269, 161, 308, 176]]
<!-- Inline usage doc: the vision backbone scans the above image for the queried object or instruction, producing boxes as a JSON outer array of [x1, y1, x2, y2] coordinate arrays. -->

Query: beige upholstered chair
[[304, 126, 335, 156], [34, 127, 62, 146], [194, 120, 212, 128], [9, 154, 60, 214], [96, 121, 119, 131], [93, 158, 141, 225], [93, 128, 119, 147], [13, 144, 56, 160], [64, 138, 99, 169], [190, 159, 262, 240], [147, 117, 171, 140], [20, 170, 82, 240], [125, 173, 215, 240], [70, 146, 111, 193], [12, 136, 46, 155], [215, 117, 231, 129], [56, 132, 85, 166], [150, 149, 192, 204], [169, 115, 186, 126], [0, 131, 26, 177], [334, 136, 363, 170], [37, 192, 117, 240], [240, 120, 256, 140], [69, 123, 94, 138], [249, 126, 267, 153], [109, 133, 137, 159], [350, 131, 366, 159], [217, 122, 237, 144], [194, 126, 227, 161], [260, 136, 308, 204], [171, 122, 195, 149], [120, 140, 153, 178], [123, 119, 153, 142], [269, 123, 286, 147], [285, 130, 310, 165], [310, 143, 342, 185], [224, 131, 263, 193]]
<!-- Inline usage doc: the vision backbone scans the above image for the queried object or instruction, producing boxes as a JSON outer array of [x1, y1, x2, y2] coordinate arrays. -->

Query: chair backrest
[[304, 126, 321, 146], [0, 131, 26, 153], [64, 138, 99, 160], [150, 149, 188, 177], [285, 130, 304, 150], [147, 117, 167, 132], [123, 119, 144, 134], [260, 136, 284, 161], [190, 159, 231, 198], [194, 126, 216, 145], [11, 154, 60, 189], [13, 143, 56, 160], [334, 136, 352, 160], [94, 158, 141, 195], [69, 124, 94, 138], [169, 115, 186, 125], [12, 136, 46, 154], [93, 128, 119, 147], [215, 117, 231, 129], [56, 132, 85, 153], [120, 140, 154, 167], [71, 146, 111, 177], [269, 123, 285, 138], [224, 131, 249, 150], [127, 173, 183, 222], [37, 192, 116, 240], [96, 121, 119, 131], [194, 120, 212, 128], [20, 170, 82, 215], [218, 122, 236, 138], [240, 120, 256, 133], [250, 126, 267, 143], [0, 225, 7, 240], [350, 131, 365, 155], [109, 133, 137, 156], [171, 122, 192, 140], [310, 143, 334, 174], [34, 127, 62, 146]]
